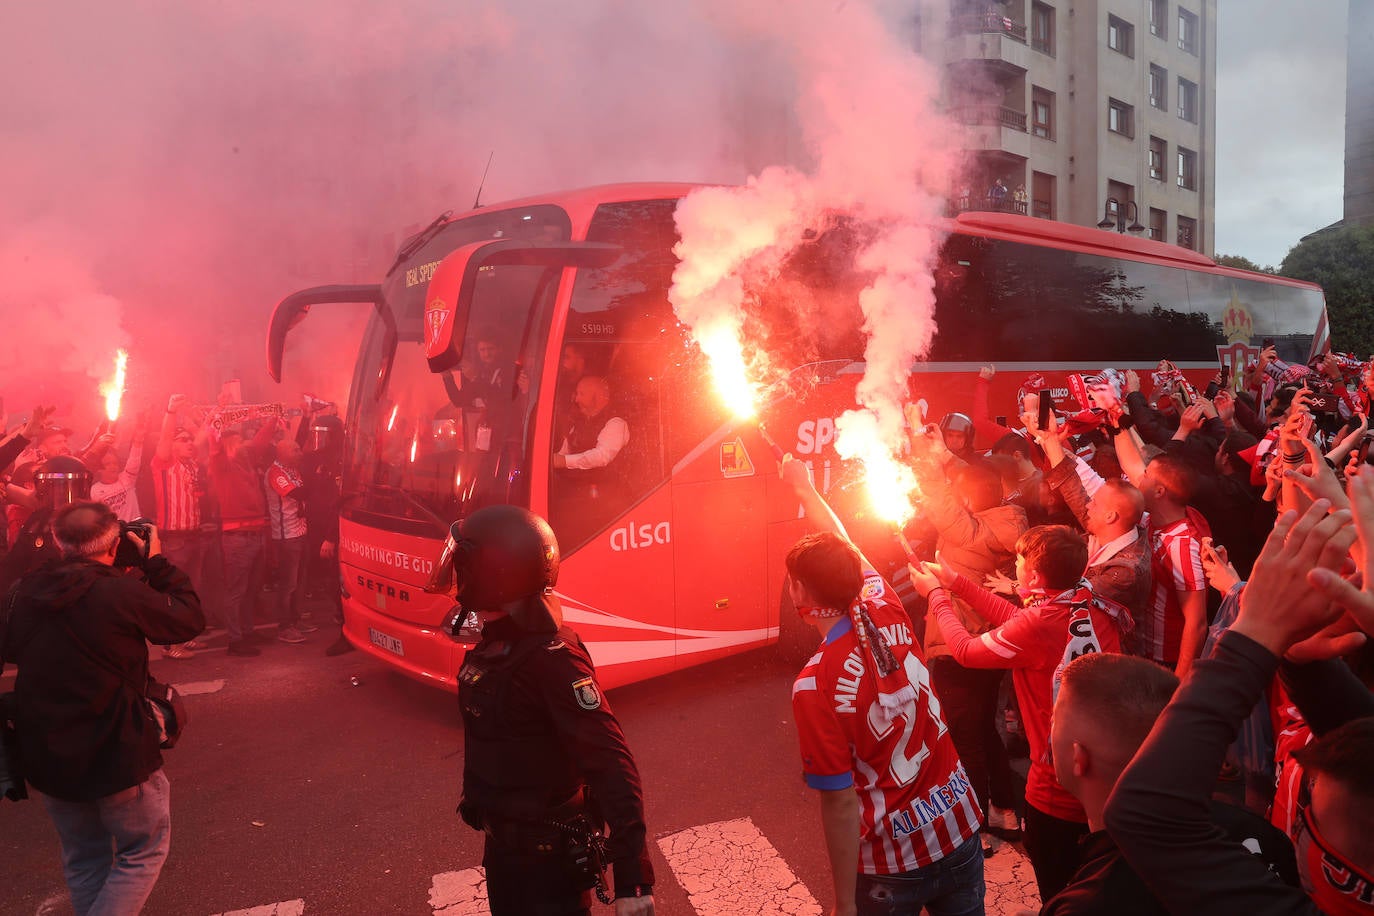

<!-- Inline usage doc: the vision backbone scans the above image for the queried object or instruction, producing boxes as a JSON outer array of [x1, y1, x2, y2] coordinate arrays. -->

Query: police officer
[[427, 505, 654, 915], [0, 455, 92, 593]]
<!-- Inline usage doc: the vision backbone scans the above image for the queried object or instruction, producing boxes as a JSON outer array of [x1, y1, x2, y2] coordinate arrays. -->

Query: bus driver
[[553, 376, 629, 489]]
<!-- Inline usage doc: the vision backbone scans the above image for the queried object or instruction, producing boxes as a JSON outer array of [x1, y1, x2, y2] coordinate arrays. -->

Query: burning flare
[[100, 349, 129, 422], [699, 326, 760, 419], [834, 408, 918, 526]]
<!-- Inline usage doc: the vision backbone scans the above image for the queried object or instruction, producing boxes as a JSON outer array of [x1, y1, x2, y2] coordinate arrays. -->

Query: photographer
[[0, 502, 203, 916]]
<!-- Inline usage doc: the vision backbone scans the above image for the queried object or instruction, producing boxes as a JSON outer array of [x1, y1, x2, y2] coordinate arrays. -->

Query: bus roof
[[950, 210, 1323, 292], [441, 181, 1323, 294]]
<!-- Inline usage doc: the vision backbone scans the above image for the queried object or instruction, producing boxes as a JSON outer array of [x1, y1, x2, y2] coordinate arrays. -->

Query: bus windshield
[[344, 205, 571, 537]]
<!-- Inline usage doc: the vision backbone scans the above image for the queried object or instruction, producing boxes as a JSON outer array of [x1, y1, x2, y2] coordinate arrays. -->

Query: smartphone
[[1037, 389, 1053, 430], [1203, 381, 1219, 399], [1308, 392, 1339, 414], [1262, 337, 1275, 351], [995, 415, 1008, 427], [1357, 434, 1373, 467]]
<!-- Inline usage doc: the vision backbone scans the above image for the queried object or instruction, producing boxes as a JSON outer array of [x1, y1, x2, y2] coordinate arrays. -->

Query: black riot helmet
[[306, 414, 343, 454], [425, 505, 563, 633], [33, 456, 93, 512], [938, 412, 974, 438]]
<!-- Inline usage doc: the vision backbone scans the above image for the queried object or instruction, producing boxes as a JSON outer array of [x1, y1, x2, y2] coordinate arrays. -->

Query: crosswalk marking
[[984, 839, 1042, 915], [212, 900, 305, 916], [429, 867, 487, 915], [201, 827, 1039, 915], [657, 817, 823, 915]]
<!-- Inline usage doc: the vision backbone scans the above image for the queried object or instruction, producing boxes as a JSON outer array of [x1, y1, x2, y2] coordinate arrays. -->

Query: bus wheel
[[775, 589, 816, 665]]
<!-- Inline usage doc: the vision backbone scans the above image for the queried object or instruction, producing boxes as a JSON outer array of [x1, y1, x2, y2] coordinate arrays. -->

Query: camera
[[113, 518, 155, 568]]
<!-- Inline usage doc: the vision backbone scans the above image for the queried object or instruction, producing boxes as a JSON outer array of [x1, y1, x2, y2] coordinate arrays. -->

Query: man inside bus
[[553, 376, 629, 481]]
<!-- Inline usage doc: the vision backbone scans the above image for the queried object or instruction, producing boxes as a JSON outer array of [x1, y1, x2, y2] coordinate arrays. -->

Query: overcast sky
[[1215, 0, 1348, 267]]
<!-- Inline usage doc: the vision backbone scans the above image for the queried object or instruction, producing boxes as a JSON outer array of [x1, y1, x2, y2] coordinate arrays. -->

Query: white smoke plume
[[670, 0, 962, 521]]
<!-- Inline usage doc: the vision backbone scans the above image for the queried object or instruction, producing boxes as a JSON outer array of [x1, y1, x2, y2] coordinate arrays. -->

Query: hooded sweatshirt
[[1, 554, 203, 801]]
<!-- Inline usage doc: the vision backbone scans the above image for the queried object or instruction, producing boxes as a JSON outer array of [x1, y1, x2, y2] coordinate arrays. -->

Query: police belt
[[481, 786, 590, 850]]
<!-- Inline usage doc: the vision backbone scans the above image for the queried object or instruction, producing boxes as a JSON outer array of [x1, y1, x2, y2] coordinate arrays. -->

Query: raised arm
[[157, 393, 187, 464], [781, 454, 874, 572], [1113, 425, 1148, 488]]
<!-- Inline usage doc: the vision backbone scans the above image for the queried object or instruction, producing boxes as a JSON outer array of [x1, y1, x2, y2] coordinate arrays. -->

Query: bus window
[[929, 236, 1322, 365], [343, 206, 570, 537], [1184, 271, 1325, 364], [932, 237, 1219, 363], [549, 199, 695, 549]]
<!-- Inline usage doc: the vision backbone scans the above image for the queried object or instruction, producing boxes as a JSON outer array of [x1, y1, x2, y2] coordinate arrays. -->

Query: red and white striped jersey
[[792, 575, 980, 874], [151, 455, 201, 532], [1145, 514, 1209, 665], [265, 461, 306, 540]]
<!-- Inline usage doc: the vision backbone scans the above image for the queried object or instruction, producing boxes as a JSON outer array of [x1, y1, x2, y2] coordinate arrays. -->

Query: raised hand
[[1236, 499, 1355, 656]]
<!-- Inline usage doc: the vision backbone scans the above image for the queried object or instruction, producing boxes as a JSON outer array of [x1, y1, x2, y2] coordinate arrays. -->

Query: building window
[[1177, 146, 1197, 190], [1108, 98, 1134, 137], [1178, 77, 1198, 122], [1149, 0, 1167, 39], [1149, 207, 1167, 241], [1106, 180, 1135, 226], [1177, 215, 1197, 250], [1032, 171, 1056, 219], [1108, 15, 1134, 57], [1149, 136, 1167, 181], [1031, 2, 1055, 55], [1149, 64, 1168, 110], [1178, 7, 1198, 54], [1032, 87, 1055, 139]]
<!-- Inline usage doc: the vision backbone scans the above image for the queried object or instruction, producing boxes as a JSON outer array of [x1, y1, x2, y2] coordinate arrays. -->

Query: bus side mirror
[[266, 284, 395, 383], [423, 240, 621, 373]]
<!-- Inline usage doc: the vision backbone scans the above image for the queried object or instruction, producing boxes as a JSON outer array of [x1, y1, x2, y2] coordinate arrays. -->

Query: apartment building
[[922, 0, 1216, 255]]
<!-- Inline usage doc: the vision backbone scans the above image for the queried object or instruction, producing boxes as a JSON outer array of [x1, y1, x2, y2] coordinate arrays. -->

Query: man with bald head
[[1034, 421, 1152, 650], [552, 376, 629, 479]]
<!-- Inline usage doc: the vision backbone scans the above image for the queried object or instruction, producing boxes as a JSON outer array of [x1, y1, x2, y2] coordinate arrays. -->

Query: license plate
[[368, 627, 405, 657]]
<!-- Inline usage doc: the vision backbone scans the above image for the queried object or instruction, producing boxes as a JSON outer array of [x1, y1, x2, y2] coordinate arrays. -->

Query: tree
[[1280, 224, 1374, 356], [1214, 253, 1277, 274]]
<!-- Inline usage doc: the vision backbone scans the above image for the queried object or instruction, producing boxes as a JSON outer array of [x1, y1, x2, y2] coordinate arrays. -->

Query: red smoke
[[1, 1, 812, 433]]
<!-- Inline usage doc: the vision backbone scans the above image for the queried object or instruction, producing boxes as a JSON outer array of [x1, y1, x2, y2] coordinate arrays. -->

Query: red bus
[[266, 182, 1327, 691]]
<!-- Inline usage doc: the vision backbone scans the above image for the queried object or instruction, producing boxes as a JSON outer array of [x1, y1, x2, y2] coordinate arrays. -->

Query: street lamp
[[1097, 198, 1145, 234]]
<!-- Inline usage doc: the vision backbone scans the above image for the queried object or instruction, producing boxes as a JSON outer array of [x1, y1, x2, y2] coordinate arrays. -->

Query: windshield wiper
[[384, 211, 454, 279]]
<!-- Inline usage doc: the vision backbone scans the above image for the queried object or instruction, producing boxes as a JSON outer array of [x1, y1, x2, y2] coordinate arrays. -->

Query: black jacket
[[459, 616, 653, 897], [1104, 631, 1324, 915], [1044, 801, 1298, 915], [1, 554, 203, 801]]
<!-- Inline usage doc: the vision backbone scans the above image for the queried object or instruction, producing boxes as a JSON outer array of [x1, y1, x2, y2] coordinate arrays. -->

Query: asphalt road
[[1, 622, 1039, 916]]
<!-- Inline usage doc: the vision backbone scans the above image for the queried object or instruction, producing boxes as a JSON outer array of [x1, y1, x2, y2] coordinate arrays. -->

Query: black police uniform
[[459, 614, 652, 915]]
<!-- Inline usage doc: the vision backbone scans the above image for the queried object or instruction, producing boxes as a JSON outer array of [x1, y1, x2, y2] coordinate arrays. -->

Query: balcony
[[948, 12, 1028, 42], [951, 196, 1030, 217], [951, 104, 1028, 132]]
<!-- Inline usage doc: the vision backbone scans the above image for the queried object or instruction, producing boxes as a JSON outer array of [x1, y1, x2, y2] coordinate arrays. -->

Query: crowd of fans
[[0, 389, 346, 659], [7, 341, 1374, 914], [832, 343, 1374, 913]]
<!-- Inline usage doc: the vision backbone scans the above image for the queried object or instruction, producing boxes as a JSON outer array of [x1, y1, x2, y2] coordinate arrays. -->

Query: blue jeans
[[856, 834, 986, 916], [221, 530, 266, 643], [41, 769, 172, 916]]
